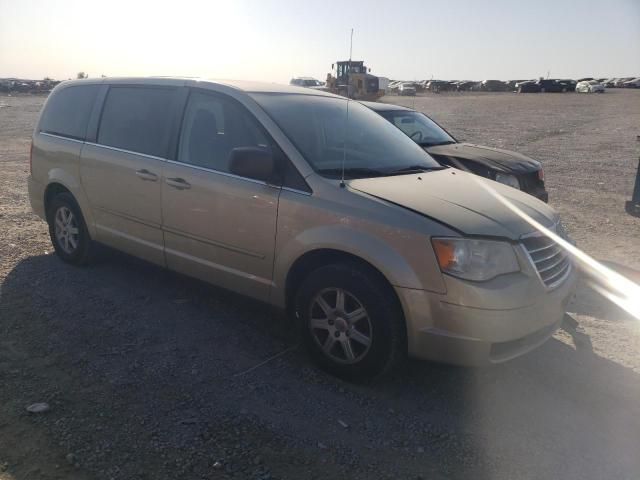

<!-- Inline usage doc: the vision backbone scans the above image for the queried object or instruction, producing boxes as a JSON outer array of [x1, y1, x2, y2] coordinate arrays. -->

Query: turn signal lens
[[432, 239, 457, 270]]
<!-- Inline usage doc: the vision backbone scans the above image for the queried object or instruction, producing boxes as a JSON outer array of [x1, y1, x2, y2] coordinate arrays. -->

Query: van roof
[[56, 77, 337, 97]]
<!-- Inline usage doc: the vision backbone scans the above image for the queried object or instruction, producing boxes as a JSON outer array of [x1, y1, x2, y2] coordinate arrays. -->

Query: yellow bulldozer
[[325, 60, 384, 101]]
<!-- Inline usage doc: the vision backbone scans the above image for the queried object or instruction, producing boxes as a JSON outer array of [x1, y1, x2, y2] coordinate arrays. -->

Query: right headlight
[[431, 237, 520, 281]]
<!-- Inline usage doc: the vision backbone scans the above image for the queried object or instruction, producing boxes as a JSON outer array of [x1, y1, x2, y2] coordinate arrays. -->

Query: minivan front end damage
[[396, 250, 577, 366], [348, 170, 576, 365]]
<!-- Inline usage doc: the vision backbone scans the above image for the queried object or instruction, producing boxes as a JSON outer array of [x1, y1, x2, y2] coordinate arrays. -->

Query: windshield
[[302, 79, 320, 86], [378, 110, 456, 147], [251, 93, 442, 178]]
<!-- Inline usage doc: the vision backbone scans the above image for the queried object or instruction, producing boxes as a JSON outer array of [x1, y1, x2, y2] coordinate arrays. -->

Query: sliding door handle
[[166, 177, 191, 190], [135, 169, 158, 181]]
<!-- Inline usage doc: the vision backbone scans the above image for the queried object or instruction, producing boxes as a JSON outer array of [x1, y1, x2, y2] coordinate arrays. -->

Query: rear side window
[[39, 85, 99, 140], [98, 87, 175, 158]]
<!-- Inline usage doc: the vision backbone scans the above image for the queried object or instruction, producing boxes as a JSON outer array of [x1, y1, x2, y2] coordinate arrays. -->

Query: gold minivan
[[28, 77, 576, 378]]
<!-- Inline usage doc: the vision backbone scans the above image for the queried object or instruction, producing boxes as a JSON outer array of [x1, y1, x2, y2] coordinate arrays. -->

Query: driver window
[[178, 91, 270, 172]]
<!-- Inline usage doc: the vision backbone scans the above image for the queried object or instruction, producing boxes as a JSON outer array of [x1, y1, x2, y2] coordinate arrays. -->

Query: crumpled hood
[[426, 143, 541, 174], [349, 169, 557, 239]]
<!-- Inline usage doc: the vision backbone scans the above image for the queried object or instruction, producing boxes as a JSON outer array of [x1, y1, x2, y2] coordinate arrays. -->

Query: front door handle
[[135, 169, 158, 181], [166, 177, 191, 190]]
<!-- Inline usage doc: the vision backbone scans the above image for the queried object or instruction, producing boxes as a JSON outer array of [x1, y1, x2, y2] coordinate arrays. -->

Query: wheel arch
[[44, 182, 72, 222], [283, 248, 405, 324], [42, 170, 96, 238], [273, 223, 446, 310]]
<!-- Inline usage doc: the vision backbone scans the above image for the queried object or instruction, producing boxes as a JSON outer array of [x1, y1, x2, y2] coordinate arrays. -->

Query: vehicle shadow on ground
[[1, 251, 640, 479]]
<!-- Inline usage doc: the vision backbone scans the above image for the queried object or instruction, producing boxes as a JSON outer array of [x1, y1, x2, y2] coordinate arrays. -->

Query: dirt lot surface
[[1, 90, 640, 480]]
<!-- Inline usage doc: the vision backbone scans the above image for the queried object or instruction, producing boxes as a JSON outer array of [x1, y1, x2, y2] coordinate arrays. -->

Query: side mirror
[[229, 147, 276, 183]]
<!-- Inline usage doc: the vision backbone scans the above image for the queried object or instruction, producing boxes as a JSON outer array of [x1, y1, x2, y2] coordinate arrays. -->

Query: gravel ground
[[1, 91, 640, 480]]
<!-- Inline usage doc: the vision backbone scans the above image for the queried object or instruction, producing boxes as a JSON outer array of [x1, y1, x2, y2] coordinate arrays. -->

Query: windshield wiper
[[419, 140, 456, 147], [387, 165, 446, 175], [316, 167, 388, 179]]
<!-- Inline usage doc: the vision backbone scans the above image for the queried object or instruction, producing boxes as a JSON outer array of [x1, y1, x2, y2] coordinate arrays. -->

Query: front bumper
[[396, 266, 577, 366]]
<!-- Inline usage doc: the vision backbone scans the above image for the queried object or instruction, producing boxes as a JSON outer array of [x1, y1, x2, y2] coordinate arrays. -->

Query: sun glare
[[476, 178, 640, 321]]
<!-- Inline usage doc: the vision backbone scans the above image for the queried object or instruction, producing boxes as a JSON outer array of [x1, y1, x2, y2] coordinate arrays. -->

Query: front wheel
[[47, 192, 93, 265], [295, 263, 406, 380]]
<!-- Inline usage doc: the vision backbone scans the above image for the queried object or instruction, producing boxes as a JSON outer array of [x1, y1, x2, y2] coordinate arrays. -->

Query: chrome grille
[[522, 232, 571, 288]]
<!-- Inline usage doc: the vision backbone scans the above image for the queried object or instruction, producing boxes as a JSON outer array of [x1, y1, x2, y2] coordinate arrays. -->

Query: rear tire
[[294, 263, 406, 380], [47, 192, 93, 265]]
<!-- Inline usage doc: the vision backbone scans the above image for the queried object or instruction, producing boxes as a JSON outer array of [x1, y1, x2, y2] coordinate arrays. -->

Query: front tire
[[47, 192, 93, 265], [295, 263, 406, 380]]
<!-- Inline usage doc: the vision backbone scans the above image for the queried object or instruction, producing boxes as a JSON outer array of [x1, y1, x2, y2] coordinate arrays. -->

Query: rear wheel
[[47, 192, 93, 265], [295, 263, 406, 380]]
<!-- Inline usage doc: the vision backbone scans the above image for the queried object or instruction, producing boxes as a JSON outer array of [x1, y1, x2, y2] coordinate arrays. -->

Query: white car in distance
[[576, 80, 605, 93]]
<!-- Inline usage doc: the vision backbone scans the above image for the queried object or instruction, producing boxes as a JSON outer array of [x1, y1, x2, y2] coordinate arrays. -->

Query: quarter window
[[98, 87, 175, 158], [178, 91, 270, 173], [39, 85, 99, 140]]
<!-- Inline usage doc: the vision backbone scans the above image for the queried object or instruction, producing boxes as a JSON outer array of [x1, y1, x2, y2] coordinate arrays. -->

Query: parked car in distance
[[516, 80, 541, 93], [454, 80, 480, 91], [426, 80, 454, 92], [557, 79, 577, 92], [415, 80, 429, 92], [387, 80, 402, 93], [398, 82, 416, 96], [622, 77, 640, 88], [507, 80, 528, 90], [290, 77, 325, 88], [29, 78, 575, 379], [539, 79, 570, 92], [480, 80, 510, 92], [576, 80, 605, 93], [362, 101, 549, 202], [517, 79, 568, 93], [614, 77, 634, 87]]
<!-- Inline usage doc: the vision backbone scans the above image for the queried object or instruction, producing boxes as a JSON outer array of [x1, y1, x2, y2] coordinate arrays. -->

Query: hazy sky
[[1, 0, 639, 82]]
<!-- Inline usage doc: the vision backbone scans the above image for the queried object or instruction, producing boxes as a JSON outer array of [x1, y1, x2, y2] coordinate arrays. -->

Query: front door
[[161, 90, 281, 301]]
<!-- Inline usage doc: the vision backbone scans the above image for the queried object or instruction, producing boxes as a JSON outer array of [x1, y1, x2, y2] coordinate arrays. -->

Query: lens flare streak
[[475, 178, 640, 320]]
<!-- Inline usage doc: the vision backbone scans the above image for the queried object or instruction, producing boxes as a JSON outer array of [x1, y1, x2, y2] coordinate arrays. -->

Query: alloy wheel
[[308, 288, 373, 364], [54, 206, 79, 254]]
